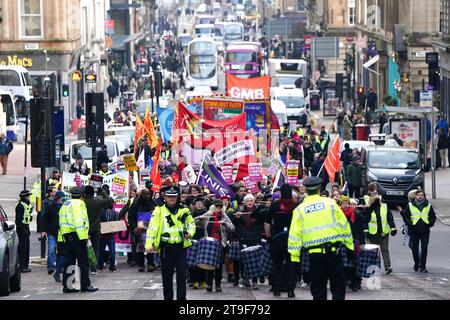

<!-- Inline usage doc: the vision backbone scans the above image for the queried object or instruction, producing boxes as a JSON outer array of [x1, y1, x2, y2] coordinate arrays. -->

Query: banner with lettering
[[202, 98, 244, 121], [286, 160, 300, 186], [248, 163, 263, 182], [226, 74, 270, 100], [243, 176, 259, 193], [221, 165, 234, 185]]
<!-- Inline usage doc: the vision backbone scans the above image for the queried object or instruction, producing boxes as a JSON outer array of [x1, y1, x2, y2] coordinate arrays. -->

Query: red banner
[[226, 74, 270, 100], [324, 139, 341, 183]]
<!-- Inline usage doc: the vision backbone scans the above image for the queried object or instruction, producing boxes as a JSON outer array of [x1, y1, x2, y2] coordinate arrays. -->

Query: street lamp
[[43, 50, 50, 82]]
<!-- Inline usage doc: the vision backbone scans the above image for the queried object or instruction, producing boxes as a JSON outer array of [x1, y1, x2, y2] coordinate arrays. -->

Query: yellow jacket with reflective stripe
[[58, 199, 89, 240], [99, 170, 111, 177], [16, 202, 31, 225], [288, 194, 354, 263], [408, 202, 430, 225], [367, 203, 390, 236], [145, 205, 195, 251]]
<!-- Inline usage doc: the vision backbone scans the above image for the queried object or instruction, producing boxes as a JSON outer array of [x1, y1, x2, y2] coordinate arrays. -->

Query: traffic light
[[30, 98, 55, 168], [62, 84, 69, 97]]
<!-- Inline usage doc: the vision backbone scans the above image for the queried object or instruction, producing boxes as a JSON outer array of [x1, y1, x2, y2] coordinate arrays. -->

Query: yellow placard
[[123, 154, 138, 171]]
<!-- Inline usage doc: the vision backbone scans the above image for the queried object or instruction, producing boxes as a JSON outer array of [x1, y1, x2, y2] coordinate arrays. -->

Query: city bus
[[0, 91, 18, 140], [0, 66, 33, 102], [225, 43, 262, 78], [186, 38, 218, 90], [196, 14, 215, 25], [194, 24, 215, 39], [223, 22, 244, 47]]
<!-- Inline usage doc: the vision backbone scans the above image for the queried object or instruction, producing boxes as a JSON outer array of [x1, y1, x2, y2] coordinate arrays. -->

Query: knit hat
[[280, 183, 293, 199], [339, 196, 350, 205]]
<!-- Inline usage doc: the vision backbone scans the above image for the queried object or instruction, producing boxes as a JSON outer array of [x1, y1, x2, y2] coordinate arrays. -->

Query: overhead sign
[[71, 71, 82, 82], [312, 37, 340, 59], [420, 90, 433, 108], [363, 54, 380, 69], [85, 73, 97, 83], [0, 55, 33, 67]]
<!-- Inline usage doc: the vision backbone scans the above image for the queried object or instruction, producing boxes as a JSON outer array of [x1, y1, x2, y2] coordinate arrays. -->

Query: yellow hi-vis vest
[[320, 139, 327, 151], [296, 128, 304, 137], [145, 205, 196, 252], [17, 202, 31, 225], [367, 203, 390, 236], [288, 194, 354, 263], [99, 170, 111, 177], [409, 203, 430, 225], [58, 199, 89, 240], [48, 178, 61, 190]]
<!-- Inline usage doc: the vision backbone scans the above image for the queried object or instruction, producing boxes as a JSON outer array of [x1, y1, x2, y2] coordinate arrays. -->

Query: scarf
[[280, 199, 297, 213], [342, 206, 355, 224], [244, 206, 256, 228], [211, 212, 222, 241]]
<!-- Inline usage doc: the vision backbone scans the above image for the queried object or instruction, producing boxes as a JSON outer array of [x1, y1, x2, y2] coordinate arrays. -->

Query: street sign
[[363, 54, 380, 69], [85, 73, 97, 84], [312, 37, 339, 59], [71, 71, 82, 82], [105, 20, 115, 29], [420, 90, 433, 108]]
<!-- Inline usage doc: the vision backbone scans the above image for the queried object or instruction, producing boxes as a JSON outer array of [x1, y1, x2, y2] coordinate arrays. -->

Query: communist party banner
[[203, 97, 245, 121], [226, 74, 270, 100]]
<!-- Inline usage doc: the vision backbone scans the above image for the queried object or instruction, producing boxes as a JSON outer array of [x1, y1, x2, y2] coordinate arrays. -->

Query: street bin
[[356, 124, 370, 141]]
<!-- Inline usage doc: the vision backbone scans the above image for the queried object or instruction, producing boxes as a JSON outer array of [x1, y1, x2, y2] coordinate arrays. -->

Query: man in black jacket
[[15, 190, 33, 272], [96, 145, 112, 172], [340, 143, 353, 180], [401, 190, 436, 273], [128, 188, 157, 272], [84, 186, 114, 273]]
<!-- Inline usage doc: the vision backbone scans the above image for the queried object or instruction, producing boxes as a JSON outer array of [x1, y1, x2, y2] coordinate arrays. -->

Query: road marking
[[441, 278, 448, 281], [0, 199, 17, 202]]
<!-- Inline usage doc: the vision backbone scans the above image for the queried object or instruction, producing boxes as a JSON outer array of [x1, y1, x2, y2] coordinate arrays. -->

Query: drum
[[196, 237, 221, 270], [241, 245, 264, 279], [187, 240, 199, 268], [340, 246, 356, 268], [228, 241, 240, 261], [357, 244, 381, 278]]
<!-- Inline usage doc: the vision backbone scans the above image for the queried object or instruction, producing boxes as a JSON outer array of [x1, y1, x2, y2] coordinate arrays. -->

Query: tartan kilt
[[260, 243, 273, 275], [187, 240, 199, 268], [228, 241, 241, 261], [340, 246, 356, 268], [300, 248, 310, 274], [357, 248, 381, 278]]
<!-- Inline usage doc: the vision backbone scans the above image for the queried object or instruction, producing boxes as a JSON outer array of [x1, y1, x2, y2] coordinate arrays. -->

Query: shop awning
[[111, 31, 144, 50]]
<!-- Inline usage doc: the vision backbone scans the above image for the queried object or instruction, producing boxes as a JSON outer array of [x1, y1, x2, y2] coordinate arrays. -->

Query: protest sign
[[248, 163, 263, 182], [214, 139, 256, 167], [286, 160, 300, 185], [182, 165, 197, 184], [111, 176, 127, 195], [89, 174, 103, 188], [196, 156, 234, 198], [243, 176, 259, 193], [123, 154, 138, 171], [113, 202, 131, 253], [203, 98, 244, 121], [221, 165, 234, 185], [100, 220, 127, 234]]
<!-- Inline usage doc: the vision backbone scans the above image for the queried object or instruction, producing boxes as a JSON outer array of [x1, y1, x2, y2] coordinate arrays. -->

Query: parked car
[[0, 204, 21, 296], [360, 146, 424, 204]]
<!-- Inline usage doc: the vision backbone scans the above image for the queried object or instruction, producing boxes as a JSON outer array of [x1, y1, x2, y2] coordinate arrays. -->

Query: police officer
[[288, 177, 354, 300], [46, 169, 61, 190], [15, 190, 33, 273], [59, 187, 98, 293], [145, 186, 196, 300]]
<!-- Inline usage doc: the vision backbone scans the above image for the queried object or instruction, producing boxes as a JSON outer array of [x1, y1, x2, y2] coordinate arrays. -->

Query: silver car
[[0, 204, 21, 296]]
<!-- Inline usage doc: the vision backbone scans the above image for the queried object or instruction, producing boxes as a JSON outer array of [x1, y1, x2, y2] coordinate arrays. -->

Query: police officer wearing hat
[[288, 177, 354, 300], [59, 187, 98, 293], [16, 190, 33, 272], [145, 186, 196, 300]]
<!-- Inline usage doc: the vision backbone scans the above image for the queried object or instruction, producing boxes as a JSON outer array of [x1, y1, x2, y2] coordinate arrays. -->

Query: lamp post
[[43, 50, 50, 97]]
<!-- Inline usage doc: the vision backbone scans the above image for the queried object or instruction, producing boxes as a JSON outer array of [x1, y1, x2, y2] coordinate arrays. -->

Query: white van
[[195, 24, 215, 38], [270, 100, 288, 127], [271, 86, 306, 124]]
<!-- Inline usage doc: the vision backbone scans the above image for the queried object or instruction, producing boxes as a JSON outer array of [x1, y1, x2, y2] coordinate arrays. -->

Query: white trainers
[[300, 282, 310, 289]]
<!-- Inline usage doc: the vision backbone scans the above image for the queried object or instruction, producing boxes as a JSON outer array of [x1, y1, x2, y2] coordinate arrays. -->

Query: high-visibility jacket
[[296, 128, 305, 137], [99, 170, 111, 177], [367, 203, 390, 236], [16, 202, 31, 225], [408, 203, 430, 225], [30, 180, 41, 208], [58, 199, 89, 240], [320, 139, 327, 152], [48, 178, 61, 190], [145, 204, 195, 251], [288, 194, 354, 263]]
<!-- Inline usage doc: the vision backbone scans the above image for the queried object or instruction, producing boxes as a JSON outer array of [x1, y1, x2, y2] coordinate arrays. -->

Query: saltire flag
[[196, 155, 234, 198], [323, 139, 341, 183]]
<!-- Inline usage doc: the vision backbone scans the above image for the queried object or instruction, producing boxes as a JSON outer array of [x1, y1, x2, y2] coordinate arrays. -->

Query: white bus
[[0, 91, 18, 140], [194, 24, 215, 39], [223, 22, 244, 47], [0, 66, 33, 102], [186, 38, 218, 91]]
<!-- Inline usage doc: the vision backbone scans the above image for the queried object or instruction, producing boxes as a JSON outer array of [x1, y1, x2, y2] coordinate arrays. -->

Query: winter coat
[[84, 189, 114, 233], [343, 119, 353, 141], [196, 205, 235, 247], [346, 162, 363, 187], [401, 199, 436, 234], [231, 205, 266, 246]]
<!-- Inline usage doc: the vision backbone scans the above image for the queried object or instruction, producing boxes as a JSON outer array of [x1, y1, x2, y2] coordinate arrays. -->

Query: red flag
[[150, 140, 163, 192], [324, 139, 341, 183]]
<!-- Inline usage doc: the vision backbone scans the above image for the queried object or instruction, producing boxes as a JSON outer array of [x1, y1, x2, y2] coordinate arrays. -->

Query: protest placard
[[182, 165, 197, 184], [123, 154, 138, 171], [243, 176, 259, 193], [111, 176, 127, 195], [100, 220, 127, 234], [248, 163, 263, 183], [221, 165, 234, 185], [286, 160, 300, 185], [89, 174, 103, 188]]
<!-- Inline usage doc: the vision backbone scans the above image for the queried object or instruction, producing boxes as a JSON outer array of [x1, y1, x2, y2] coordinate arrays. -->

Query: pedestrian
[[107, 83, 117, 104], [84, 186, 114, 274], [265, 184, 297, 298], [118, 184, 138, 266], [378, 113, 388, 134], [231, 194, 266, 289], [437, 128, 447, 168], [340, 143, 353, 180], [46, 169, 61, 190], [188, 197, 207, 289], [336, 109, 345, 137], [196, 199, 235, 293], [51, 191, 66, 283], [15, 190, 33, 273], [129, 188, 157, 272], [76, 101, 84, 119], [40, 187, 58, 275], [96, 145, 112, 172], [145, 186, 196, 301], [346, 157, 363, 199], [435, 115, 449, 138], [288, 177, 354, 300], [59, 187, 98, 293], [367, 88, 377, 112], [363, 183, 397, 274], [97, 200, 119, 272], [342, 115, 353, 141], [400, 190, 436, 273], [0, 133, 14, 175], [69, 154, 90, 175]]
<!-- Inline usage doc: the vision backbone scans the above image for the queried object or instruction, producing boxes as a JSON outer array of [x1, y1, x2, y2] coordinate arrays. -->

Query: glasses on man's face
[[216, 205, 223, 208]]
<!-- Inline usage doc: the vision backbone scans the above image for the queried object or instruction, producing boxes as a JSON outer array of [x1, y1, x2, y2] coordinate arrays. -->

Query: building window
[[19, 0, 43, 38], [348, 0, 356, 26], [298, 0, 305, 12]]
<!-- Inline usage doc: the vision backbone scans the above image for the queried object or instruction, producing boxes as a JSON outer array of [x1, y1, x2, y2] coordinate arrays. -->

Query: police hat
[[164, 186, 180, 197], [19, 190, 32, 197], [303, 177, 323, 191], [70, 187, 84, 196]]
